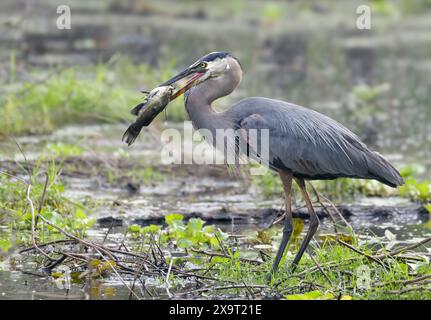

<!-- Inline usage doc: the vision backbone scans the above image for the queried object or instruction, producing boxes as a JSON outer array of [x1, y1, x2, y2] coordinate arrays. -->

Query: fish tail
[[122, 123, 143, 146]]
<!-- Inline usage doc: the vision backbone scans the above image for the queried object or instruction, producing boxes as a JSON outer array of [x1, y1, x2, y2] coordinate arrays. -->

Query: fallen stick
[[190, 249, 263, 265], [337, 239, 386, 267], [374, 236, 431, 260]]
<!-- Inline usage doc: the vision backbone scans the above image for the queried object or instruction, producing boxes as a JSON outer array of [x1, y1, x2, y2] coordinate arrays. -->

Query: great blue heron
[[155, 52, 404, 280]]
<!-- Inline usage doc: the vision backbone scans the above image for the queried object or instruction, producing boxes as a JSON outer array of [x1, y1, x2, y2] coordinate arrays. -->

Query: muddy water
[[0, 123, 430, 299], [0, 0, 430, 299], [0, 122, 429, 236]]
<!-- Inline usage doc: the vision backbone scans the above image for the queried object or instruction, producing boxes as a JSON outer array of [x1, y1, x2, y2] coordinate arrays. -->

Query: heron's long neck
[[185, 57, 242, 134], [185, 82, 232, 134]]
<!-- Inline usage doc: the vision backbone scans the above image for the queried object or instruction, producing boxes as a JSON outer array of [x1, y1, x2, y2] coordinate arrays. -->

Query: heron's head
[[162, 52, 242, 100]]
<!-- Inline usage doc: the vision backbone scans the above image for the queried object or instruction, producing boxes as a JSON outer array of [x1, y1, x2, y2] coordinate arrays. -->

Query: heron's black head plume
[[199, 52, 230, 62], [199, 51, 242, 69]]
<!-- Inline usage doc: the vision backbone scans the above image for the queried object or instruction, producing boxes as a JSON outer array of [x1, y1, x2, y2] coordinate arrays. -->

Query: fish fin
[[130, 103, 145, 116], [122, 123, 143, 146]]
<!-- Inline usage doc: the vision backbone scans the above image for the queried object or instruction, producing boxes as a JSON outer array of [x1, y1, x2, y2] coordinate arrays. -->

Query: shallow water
[[1, 0, 431, 298], [0, 209, 429, 300], [1, 123, 430, 299]]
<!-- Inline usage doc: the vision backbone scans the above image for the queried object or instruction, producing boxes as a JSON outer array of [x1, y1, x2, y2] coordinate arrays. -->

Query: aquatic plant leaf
[[285, 290, 334, 300], [143, 224, 162, 234], [209, 236, 220, 249], [103, 286, 117, 299], [416, 182, 430, 201], [256, 229, 272, 245], [90, 259, 101, 268], [202, 225, 215, 233], [102, 260, 117, 271], [70, 272, 84, 283], [187, 218, 205, 232], [177, 238, 193, 249], [51, 272, 63, 278], [165, 213, 184, 226], [129, 224, 141, 233], [399, 165, 420, 179], [291, 218, 304, 244], [212, 256, 230, 263]]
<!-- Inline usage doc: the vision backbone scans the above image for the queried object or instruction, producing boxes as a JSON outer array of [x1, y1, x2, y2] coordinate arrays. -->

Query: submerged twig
[[165, 259, 174, 299], [191, 249, 263, 265]]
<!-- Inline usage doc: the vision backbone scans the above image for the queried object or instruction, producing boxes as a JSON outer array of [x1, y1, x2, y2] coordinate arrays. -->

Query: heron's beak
[[161, 67, 206, 100]]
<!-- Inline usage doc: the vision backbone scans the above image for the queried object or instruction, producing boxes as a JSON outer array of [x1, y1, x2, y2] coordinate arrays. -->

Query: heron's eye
[[199, 62, 208, 69]]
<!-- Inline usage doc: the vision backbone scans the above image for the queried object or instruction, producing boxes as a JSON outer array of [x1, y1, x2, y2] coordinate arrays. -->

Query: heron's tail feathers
[[366, 151, 404, 188], [122, 123, 143, 146]]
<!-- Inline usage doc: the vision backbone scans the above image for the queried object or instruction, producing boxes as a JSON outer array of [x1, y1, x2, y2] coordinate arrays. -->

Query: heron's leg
[[290, 178, 320, 272], [266, 171, 293, 281]]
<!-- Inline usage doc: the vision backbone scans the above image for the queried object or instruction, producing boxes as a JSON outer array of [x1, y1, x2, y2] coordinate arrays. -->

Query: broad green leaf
[[129, 224, 141, 233], [165, 213, 184, 224], [212, 256, 230, 263], [177, 238, 193, 249], [187, 218, 205, 232], [143, 224, 161, 234], [286, 290, 334, 300]]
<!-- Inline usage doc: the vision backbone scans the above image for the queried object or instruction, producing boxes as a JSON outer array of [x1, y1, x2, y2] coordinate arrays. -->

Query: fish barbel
[[122, 85, 173, 146]]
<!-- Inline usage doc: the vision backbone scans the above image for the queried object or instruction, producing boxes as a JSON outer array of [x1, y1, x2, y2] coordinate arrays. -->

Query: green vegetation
[[252, 164, 430, 204], [44, 142, 84, 159], [0, 56, 187, 137], [5, 209, 429, 299], [262, 3, 284, 24], [123, 214, 431, 299], [0, 160, 94, 252], [399, 165, 431, 204], [1, 64, 131, 136], [372, 0, 431, 16], [129, 214, 227, 250]]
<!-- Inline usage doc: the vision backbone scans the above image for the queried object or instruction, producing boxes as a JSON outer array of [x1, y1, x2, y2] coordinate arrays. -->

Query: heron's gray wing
[[231, 97, 403, 186]]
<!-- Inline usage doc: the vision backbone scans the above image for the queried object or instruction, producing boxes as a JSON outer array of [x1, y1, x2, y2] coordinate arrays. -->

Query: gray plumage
[[228, 97, 403, 187], [183, 54, 403, 188]]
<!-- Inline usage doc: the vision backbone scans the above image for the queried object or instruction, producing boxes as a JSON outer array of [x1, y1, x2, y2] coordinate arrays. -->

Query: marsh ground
[[0, 0, 430, 299]]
